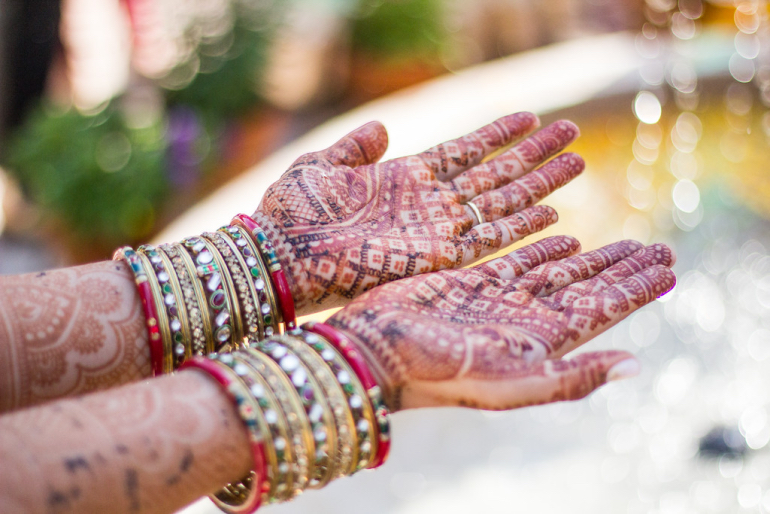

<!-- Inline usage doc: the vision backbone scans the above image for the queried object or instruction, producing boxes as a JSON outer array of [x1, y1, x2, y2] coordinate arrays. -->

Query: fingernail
[[607, 358, 641, 382]]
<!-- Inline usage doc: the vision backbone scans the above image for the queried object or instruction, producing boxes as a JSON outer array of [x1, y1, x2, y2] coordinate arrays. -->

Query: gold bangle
[[217, 227, 265, 340], [152, 246, 192, 364], [240, 347, 316, 500], [162, 243, 209, 356], [231, 225, 280, 336], [173, 242, 216, 354]]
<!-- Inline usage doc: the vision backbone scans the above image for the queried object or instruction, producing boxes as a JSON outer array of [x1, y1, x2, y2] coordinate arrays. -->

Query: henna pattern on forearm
[[327, 237, 676, 411], [0, 370, 250, 514], [0, 261, 151, 413], [254, 115, 582, 313]]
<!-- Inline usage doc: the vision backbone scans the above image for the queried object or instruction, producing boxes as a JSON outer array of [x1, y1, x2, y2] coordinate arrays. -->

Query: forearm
[[0, 370, 250, 514], [0, 260, 151, 413]]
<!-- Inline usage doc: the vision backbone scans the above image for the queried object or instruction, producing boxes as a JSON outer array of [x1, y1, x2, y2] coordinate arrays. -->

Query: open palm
[[254, 114, 583, 313], [322, 235, 676, 411]]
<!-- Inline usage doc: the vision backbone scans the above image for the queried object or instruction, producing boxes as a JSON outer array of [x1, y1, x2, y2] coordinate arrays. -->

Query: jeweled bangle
[[231, 214, 297, 331], [304, 322, 391, 468], [219, 353, 288, 502], [169, 242, 215, 355], [160, 244, 208, 357], [202, 232, 245, 347], [240, 347, 316, 501], [138, 245, 190, 367], [225, 224, 279, 336], [297, 330, 376, 473], [218, 226, 275, 338], [181, 236, 234, 352], [258, 335, 355, 484], [179, 357, 267, 514], [114, 246, 165, 376]]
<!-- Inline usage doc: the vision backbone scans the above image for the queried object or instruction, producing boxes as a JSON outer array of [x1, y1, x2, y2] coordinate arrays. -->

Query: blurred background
[[4, 0, 770, 512]]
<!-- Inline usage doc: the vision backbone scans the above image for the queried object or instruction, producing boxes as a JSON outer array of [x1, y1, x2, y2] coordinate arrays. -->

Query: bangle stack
[[181, 324, 391, 513], [114, 214, 296, 374]]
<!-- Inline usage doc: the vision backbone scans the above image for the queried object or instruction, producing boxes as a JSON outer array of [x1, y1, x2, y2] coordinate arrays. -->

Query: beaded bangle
[[297, 330, 377, 472], [231, 214, 297, 331], [135, 251, 174, 374], [138, 245, 191, 367], [239, 348, 316, 501], [218, 225, 277, 337], [179, 357, 267, 514], [170, 242, 215, 355], [303, 322, 391, 468], [114, 247, 165, 376], [160, 244, 208, 357], [219, 353, 289, 502], [181, 236, 234, 352], [258, 336, 355, 484], [215, 229, 265, 340], [202, 232, 245, 347]]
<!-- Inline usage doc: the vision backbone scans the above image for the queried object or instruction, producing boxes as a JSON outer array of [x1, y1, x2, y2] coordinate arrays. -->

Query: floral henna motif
[[255, 114, 582, 313], [0, 261, 151, 413], [326, 236, 676, 411], [0, 370, 250, 513]]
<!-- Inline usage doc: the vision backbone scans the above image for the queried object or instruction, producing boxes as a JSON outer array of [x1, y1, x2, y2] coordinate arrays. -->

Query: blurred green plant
[[5, 103, 167, 246], [351, 0, 446, 60]]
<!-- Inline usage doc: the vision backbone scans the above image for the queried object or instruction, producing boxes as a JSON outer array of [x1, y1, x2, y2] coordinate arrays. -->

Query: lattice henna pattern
[[254, 114, 585, 313]]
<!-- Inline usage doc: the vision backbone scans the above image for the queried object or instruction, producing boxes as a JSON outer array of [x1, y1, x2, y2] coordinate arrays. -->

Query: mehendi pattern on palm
[[254, 114, 583, 312], [327, 236, 676, 411]]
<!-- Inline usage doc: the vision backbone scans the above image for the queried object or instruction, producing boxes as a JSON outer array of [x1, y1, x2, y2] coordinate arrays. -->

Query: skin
[[255, 113, 583, 312], [0, 114, 581, 413], [0, 236, 676, 514]]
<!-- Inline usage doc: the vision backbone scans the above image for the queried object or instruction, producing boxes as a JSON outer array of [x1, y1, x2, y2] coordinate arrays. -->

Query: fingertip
[[355, 121, 389, 162], [606, 357, 642, 382]]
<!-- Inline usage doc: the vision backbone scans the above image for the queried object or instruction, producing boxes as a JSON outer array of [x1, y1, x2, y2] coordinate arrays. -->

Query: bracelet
[[114, 247, 165, 376], [202, 232, 245, 348], [179, 357, 268, 514], [297, 330, 377, 472], [231, 214, 297, 331], [303, 322, 391, 468]]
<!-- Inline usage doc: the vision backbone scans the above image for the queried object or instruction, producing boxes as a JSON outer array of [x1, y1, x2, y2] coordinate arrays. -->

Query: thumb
[[322, 121, 389, 168]]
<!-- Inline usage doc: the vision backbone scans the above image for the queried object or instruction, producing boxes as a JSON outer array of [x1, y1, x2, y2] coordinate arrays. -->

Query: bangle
[[160, 243, 208, 357], [180, 358, 268, 514], [181, 236, 234, 352], [170, 242, 215, 355], [231, 214, 297, 331], [114, 247, 165, 376], [297, 330, 377, 472], [239, 347, 316, 501], [303, 322, 391, 468], [202, 232, 244, 348]]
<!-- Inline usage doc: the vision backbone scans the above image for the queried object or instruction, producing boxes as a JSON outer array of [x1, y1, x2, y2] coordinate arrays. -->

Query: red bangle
[[114, 247, 165, 376], [180, 357, 267, 513], [304, 322, 391, 468], [231, 214, 297, 331]]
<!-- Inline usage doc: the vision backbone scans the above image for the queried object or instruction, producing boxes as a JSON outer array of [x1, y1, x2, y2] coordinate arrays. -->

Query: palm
[[254, 114, 583, 313], [326, 236, 676, 411]]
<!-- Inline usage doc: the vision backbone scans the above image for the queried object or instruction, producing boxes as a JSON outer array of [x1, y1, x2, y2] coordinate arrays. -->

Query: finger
[[464, 152, 584, 223], [456, 205, 558, 267], [323, 121, 389, 168], [452, 120, 579, 201], [543, 243, 676, 310], [512, 239, 645, 297], [475, 235, 582, 280], [552, 265, 676, 358], [417, 112, 540, 181], [416, 350, 638, 410]]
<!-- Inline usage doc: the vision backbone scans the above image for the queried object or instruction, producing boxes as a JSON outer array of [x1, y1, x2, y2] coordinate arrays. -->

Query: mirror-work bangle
[[180, 357, 268, 514], [302, 322, 391, 468], [231, 214, 297, 331], [114, 246, 165, 376]]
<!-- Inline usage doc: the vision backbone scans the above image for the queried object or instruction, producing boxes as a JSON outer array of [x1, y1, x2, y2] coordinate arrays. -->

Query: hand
[[325, 236, 676, 411], [254, 113, 583, 313]]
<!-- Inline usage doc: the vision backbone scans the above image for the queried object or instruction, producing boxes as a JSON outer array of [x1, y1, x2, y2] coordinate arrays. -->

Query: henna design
[[0, 261, 151, 413], [0, 370, 251, 514], [327, 237, 676, 411], [254, 114, 582, 313]]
